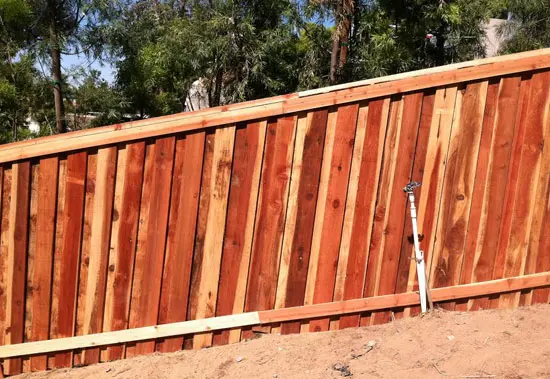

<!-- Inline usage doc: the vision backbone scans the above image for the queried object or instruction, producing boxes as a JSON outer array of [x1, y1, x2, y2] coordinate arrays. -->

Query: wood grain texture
[[275, 109, 328, 335], [80, 147, 117, 364], [3, 162, 30, 375], [157, 132, 205, 353], [54, 152, 87, 368], [127, 137, 175, 357], [394, 90, 436, 307], [186, 131, 216, 346], [29, 158, 58, 371], [48, 158, 67, 369], [307, 104, 358, 333], [431, 82, 489, 310], [104, 142, 145, 361], [1, 65, 550, 374], [338, 99, 388, 329], [213, 121, 266, 346], [496, 72, 550, 309], [192, 125, 236, 349], [455, 79, 502, 312], [22, 163, 38, 373], [244, 116, 296, 317]]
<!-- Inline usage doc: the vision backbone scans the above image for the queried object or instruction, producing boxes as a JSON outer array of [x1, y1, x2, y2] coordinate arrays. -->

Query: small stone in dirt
[[278, 346, 284, 351], [447, 335, 455, 341], [333, 363, 353, 377], [273, 374, 278, 378], [367, 340, 377, 348], [236, 356, 244, 362]]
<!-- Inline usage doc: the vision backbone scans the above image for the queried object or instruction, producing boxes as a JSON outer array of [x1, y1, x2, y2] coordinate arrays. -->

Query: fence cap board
[[1, 48, 550, 164]]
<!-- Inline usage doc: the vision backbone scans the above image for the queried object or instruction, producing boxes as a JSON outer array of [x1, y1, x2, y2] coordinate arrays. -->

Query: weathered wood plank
[[54, 152, 87, 368], [213, 121, 266, 346], [157, 132, 205, 353], [126, 137, 175, 357]]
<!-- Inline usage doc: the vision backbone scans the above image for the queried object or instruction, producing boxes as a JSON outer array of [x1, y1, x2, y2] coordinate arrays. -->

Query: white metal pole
[[403, 182, 428, 313]]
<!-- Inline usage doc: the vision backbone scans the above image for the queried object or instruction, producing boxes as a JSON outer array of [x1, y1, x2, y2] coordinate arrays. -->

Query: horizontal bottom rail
[[0, 272, 548, 359]]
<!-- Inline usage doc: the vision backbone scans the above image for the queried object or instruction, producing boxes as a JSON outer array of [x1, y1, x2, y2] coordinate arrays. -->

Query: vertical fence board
[[394, 90, 436, 319], [332, 102, 368, 315], [54, 152, 87, 368], [192, 126, 236, 349], [497, 72, 550, 309], [3, 162, 30, 375], [127, 137, 175, 357], [29, 158, 58, 371], [363, 97, 405, 325], [455, 79, 501, 312], [243, 116, 296, 336], [394, 92, 428, 301], [80, 147, 117, 364], [338, 99, 388, 329], [48, 158, 66, 369], [73, 152, 97, 366], [104, 142, 145, 361], [213, 121, 266, 346], [22, 163, 38, 373], [157, 132, 205, 353], [307, 104, 358, 333], [275, 109, 328, 335]]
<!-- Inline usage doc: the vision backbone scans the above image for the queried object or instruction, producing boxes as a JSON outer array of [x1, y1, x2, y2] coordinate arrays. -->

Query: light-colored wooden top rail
[[0, 48, 549, 164]]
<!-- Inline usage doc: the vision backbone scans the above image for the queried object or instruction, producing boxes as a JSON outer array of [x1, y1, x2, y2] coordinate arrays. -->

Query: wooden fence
[[1, 49, 550, 375]]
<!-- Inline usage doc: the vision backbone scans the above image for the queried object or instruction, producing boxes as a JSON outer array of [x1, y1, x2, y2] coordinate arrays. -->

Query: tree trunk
[[338, 0, 354, 70], [212, 69, 223, 107], [49, 2, 66, 133], [329, 0, 343, 84]]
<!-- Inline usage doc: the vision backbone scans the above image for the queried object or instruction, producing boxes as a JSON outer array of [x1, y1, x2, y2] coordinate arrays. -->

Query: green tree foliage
[[1, 0, 549, 144], [498, 0, 550, 54]]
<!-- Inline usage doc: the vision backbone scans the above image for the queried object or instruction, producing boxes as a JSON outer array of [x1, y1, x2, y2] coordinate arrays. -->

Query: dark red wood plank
[[54, 152, 87, 368], [157, 132, 205, 353]]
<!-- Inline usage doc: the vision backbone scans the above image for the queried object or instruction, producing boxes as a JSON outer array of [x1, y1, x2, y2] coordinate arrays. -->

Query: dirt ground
[[15, 304, 550, 379]]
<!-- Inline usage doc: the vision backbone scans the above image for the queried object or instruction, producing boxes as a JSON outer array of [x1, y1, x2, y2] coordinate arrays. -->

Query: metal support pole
[[403, 181, 429, 313]]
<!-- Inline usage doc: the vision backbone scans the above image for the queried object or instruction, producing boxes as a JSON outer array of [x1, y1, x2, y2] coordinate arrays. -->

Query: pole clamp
[[403, 181, 421, 193], [415, 250, 425, 264]]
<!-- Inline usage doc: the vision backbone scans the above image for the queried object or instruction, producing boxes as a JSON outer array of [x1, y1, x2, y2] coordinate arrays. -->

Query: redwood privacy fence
[[1, 49, 550, 376]]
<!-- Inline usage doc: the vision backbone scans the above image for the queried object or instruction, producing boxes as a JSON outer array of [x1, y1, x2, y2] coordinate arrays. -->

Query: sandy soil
[[15, 304, 550, 379]]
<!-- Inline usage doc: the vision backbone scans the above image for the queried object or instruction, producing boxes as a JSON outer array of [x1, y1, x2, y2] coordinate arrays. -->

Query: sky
[[61, 53, 115, 84]]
